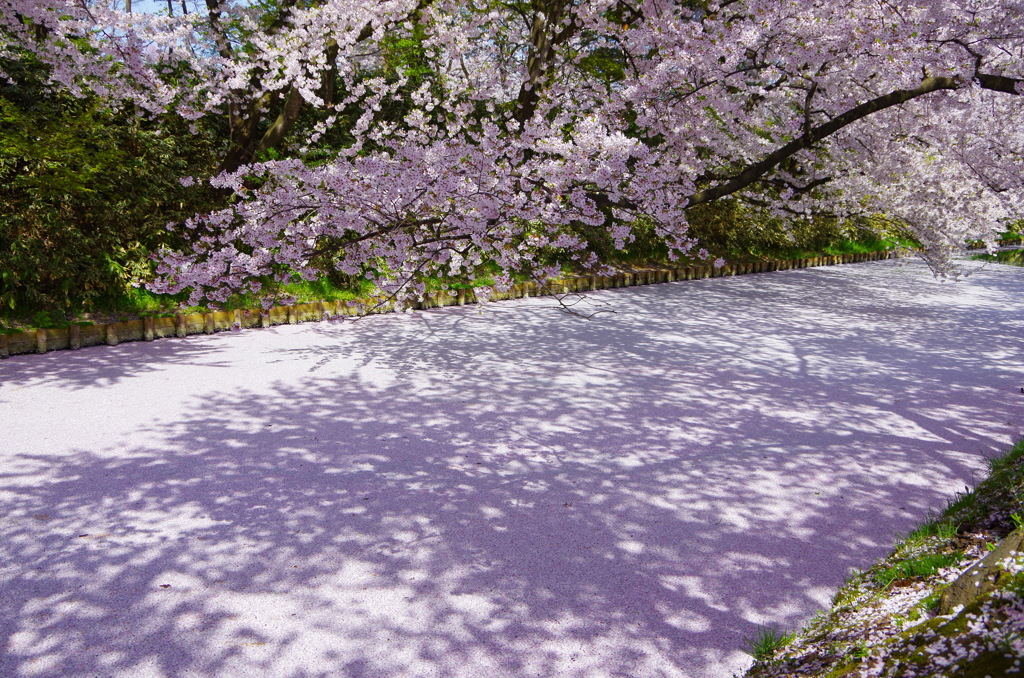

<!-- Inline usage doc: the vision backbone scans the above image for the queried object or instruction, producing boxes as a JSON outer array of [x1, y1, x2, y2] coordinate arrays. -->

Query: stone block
[[7, 331, 35, 355], [44, 328, 68, 351], [939, 529, 1024, 615]]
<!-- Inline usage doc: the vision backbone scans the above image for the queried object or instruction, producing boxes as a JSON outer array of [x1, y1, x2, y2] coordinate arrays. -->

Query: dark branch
[[686, 70, 1021, 207], [976, 72, 1023, 95], [687, 76, 960, 206]]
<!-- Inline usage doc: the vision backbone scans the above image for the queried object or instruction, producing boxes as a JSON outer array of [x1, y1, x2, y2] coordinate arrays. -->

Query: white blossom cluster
[[3, 0, 1022, 302]]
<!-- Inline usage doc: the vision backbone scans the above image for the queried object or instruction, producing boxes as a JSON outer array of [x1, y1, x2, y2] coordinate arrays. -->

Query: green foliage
[[562, 201, 902, 271], [92, 277, 370, 320], [563, 216, 673, 267], [741, 625, 795, 661], [973, 249, 1024, 267], [917, 592, 942, 612], [577, 44, 626, 90], [381, 23, 435, 84], [29, 310, 71, 329], [685, 201, 907, 261], [0, 55, 223, 318]]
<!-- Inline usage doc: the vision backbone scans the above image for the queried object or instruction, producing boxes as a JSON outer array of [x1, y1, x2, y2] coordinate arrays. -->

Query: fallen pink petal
[[2, 258, 1022, 678]]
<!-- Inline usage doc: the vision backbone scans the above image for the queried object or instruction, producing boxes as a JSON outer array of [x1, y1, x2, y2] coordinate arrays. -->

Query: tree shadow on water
[[0, 332, 237, 391], [2, 260, 1023, 678]]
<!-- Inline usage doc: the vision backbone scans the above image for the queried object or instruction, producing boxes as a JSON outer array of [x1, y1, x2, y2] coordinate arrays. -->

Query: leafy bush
[[0, 56, 223, 318]]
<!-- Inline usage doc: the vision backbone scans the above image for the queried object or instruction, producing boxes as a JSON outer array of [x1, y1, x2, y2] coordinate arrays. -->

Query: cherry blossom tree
[[3, 0, 1022, 306]]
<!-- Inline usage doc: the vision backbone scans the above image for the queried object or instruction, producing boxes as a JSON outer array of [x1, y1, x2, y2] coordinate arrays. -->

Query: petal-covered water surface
[[1, 258, 1022, 678]]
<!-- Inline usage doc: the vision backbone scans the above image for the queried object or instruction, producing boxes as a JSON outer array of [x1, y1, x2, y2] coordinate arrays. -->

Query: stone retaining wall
[[0, 251, 896, 359]]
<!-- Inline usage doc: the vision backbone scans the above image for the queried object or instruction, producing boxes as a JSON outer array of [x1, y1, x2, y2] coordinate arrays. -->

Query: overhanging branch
[[685, 72, 1022, 207]]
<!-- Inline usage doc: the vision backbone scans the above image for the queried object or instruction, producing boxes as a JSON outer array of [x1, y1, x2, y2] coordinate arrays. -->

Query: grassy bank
[[973, 248, 1024, 267], [0, 234, 908, 333], [740, 439, 1024, 677]]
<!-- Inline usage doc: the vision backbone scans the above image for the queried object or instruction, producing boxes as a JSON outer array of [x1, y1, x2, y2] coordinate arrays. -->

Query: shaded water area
[[1, 258, 1022, 678]]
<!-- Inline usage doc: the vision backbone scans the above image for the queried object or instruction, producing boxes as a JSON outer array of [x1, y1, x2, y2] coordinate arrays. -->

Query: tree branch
[[254, 86, 303, 159], [686, 71, 1022, 207], [687, 76, 960, 206], [976, 72, 1023, 95]]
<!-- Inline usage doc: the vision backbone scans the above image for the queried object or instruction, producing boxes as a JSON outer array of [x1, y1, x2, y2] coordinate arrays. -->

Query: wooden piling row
[[0, 250, 897, 358]]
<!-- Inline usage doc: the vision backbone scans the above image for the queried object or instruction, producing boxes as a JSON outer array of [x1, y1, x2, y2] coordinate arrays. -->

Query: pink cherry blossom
[[4, 0, 1021, 304]]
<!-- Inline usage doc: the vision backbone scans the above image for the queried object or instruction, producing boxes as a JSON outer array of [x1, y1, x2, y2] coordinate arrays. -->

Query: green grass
[[871, 440, 1024, 590], [874, 553, 963, 588], [903, 518, 959, 546], [741, 625, 795, 661], [692, 234, 907, 266], [971, 249, 1024, 267], [988, 442, 1024, 475], [940, 440, 1024, 531], [742, 438, 1024, 677], [0, 229, 911, 333], [0, 278, 372, 332]]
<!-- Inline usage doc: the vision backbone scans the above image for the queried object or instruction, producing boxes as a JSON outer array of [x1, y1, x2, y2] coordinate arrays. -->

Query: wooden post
[[175, 314, 186, 337], [35, 329, 46, 354], [143, 316, 155, 341], [457, 288, 466, 305], [0, 334, 8, 359], [69, 324, 81, 350], [233, 309, 243, 328], [260, 310, 270, 327], [204, 313, 214, 334], [106, 323, 119, 346]]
